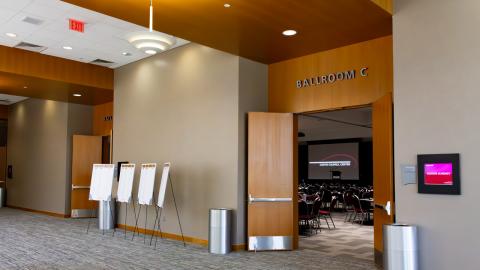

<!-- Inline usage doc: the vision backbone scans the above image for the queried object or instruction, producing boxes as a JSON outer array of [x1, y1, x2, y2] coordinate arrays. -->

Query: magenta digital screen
[[424, 163, 453, 186]]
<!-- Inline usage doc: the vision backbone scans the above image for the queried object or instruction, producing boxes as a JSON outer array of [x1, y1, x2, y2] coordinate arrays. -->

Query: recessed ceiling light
[[23, 86, 28, 89], [122, 52, 131, 56], [145, 49, 157, 55], [5, 32, 17, 38], [63, 46, 73, 50], [282, 30, 297, 36], [73, 93, 82, 97], [224, 3, 231, 8]]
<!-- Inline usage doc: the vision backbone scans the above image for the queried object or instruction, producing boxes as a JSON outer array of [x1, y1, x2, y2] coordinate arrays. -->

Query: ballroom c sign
[[296, 67, 368, 89]]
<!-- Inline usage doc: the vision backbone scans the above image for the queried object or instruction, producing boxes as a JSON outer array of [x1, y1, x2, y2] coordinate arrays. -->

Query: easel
[[86, 199, 116, 237], [86, 164, 115, 236], [116, 163, 136, 239], [132, 163, 157, 242], [151, 169, 186, 248], [121, 199, 137, 239], [131, 200, 147, 241]]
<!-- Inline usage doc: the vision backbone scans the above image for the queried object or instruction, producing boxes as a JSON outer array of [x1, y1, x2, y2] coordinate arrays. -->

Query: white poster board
[[89, 164, 115, 201], [137, 163, 157, 205], [157, 163, 171, 208], [116, 164, 136, 203]]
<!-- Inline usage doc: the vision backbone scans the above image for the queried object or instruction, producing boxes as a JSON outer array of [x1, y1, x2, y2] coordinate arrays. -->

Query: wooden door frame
[[290, 100, 394, 253]]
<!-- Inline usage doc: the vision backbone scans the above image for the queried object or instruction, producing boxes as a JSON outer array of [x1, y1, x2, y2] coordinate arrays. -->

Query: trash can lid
[[384, 223, 416, 227], [210, 208, 233, 211]]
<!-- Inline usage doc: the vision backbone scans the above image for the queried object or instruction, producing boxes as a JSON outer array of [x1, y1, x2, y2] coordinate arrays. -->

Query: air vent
[[22, 16, 44, 25], [90, 58, 115, 67], [14, 42, 47, 52]]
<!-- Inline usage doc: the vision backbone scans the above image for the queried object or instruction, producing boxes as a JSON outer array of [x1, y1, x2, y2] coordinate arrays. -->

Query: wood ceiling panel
[[0, 71, 112, 105], [62, 0, 392, 64], [0, 45, 113, 105], [0, 46, 113, 90]]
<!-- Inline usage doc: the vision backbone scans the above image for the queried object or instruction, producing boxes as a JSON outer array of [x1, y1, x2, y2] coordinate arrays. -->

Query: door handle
[[248, 194, 292, 204], [375, 201, 391, 216], [72, 185, 90, 190]]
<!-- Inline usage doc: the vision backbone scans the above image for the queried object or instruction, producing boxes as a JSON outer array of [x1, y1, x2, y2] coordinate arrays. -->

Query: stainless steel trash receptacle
[[384, 224, 418, 270], [98, 200, 116, 230], [209, 208, 232, 254], [0, 187, 4, 208]]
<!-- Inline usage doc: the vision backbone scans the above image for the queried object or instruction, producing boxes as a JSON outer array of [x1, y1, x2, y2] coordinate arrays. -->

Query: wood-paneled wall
[[371, 0, 393, 14], [268, 36, 393, 113], [93, 102, 113, 136], [372, 93, 394, 263], [0, 105, 7, 119], [0, 46, 113, 89], [63, 0, 392, 64]]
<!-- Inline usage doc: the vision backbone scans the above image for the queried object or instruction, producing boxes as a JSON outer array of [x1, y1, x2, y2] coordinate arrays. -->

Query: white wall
[[394, 0, 480, 269], [7, 99, 92, 215], [237, 57, 268, 244], [113, 43, 268, 244]]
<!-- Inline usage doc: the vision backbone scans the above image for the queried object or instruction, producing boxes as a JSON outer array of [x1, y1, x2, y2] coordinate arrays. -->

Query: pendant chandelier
[[127, 0, 176, 55]]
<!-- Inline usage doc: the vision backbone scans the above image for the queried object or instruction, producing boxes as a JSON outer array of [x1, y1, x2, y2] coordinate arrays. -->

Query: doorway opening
[[297, 107, 375, 262]]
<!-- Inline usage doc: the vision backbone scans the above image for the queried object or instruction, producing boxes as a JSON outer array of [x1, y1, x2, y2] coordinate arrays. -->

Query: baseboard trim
[[117, 223, 208, 246], [116, 223, 246, 251], [232, 244, 246, 251], [7, 205, 70, 218], [3, 208, 246, 250]]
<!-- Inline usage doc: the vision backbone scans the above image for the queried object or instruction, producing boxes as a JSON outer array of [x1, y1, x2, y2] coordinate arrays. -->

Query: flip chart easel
[[151, 163, 186, 248], [117, 163, 136, 239], [132, 163, 156, 243], [86, 164, 115, 236]]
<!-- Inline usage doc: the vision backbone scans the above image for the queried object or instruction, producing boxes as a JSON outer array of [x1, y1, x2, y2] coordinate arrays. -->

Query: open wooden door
[[247, 112, 298, 251], [372, 93, 394, 264], [70, 135, 102, 218]]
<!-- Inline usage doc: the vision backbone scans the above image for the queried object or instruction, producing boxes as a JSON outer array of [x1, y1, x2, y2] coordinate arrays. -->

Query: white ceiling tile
[[22, 1, 66, 20], [41, 47, 88, 62], [40, 21, 76, 39], [0, 94, 29, 104], [63, 6, 106, 25], [85, 23, 124, 39], [0, 36, 20, 47], [0, 8, 18, 25], [23, 32, 59, 47], [0, 0, 32, 11], [0, 12, 49, 37], [32, 0, 74, 12], [102, 16, 145, 32], [0, 0, 189, 68]]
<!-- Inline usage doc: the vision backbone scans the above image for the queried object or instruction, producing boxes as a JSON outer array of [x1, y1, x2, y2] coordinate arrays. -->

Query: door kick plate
[[248, 236, 292, 251]]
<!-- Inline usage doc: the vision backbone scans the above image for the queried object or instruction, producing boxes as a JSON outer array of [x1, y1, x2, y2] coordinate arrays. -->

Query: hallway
[[0, 208, 376, 270]]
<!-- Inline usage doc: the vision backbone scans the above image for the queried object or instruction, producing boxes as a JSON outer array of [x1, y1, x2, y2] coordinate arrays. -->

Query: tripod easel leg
[[150, 206, 160, 246], [132, 202, 139, 237], [102, 201, 105, 235], [154, 207, 164, 249], [169, 175, 185, 247], [86, 218, 91, 234], [109, 200, 116, 237], [132, 204, 142, 241], [124, 203, 128, 239], [144, 205, 148, 244]]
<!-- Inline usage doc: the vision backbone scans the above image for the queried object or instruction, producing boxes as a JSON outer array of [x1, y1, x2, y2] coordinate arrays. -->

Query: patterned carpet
[[0, 208, 378, 270], [299, 213, 374, 262]]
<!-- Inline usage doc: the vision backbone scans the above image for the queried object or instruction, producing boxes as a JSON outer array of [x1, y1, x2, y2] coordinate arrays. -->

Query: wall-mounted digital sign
[[418, 154, 460, 195]]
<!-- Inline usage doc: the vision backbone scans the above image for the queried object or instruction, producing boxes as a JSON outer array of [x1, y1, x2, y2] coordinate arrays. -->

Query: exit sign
[[69, 19, 84, 33]]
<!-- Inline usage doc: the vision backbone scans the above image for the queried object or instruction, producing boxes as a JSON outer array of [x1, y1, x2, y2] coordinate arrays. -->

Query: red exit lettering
[[69, 19, 84, 33]]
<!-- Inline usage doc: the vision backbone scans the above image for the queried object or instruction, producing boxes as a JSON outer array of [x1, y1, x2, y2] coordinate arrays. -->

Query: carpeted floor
[[299, 213, 374, 261], [0, 208, 378, 270]]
